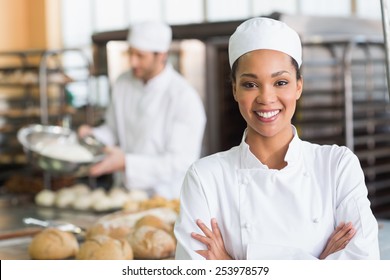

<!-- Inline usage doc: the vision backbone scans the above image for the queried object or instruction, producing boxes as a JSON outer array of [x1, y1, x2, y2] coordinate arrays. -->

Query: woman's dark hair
[[230, 56, 302, 83]]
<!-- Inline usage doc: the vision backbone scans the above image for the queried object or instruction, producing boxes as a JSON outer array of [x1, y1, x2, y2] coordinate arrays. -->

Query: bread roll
[[129, 225, 175, 259], [28, 228, 79, 260], [76, 235, 133, 260]]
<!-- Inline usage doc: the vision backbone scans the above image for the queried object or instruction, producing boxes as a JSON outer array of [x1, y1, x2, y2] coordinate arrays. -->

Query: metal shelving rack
[[295, 36, 390, 218], [0, 48, 102, 190]]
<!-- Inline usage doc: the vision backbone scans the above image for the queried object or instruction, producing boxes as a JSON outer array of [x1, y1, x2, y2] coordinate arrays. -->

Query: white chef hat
[[127, 21, 172, 52], [228, 17, 302, 68]]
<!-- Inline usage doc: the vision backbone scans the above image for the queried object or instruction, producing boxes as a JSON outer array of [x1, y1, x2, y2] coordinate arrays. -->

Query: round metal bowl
[[17, 124, 105, 177]]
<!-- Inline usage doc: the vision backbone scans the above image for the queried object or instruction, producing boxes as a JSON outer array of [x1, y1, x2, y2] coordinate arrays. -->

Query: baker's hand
[[319, 222, 356, 259], [191, 218, 233, 260], [89, 146, 125, 177], [78, 125, 93, 138]]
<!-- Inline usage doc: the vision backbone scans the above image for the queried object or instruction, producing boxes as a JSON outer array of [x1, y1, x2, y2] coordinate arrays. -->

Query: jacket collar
[[143, 63, 173, 93], [239, 125, 303, 170]]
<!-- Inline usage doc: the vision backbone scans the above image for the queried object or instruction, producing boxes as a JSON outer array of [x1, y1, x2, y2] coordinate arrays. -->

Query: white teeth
[[256, 110, 279, 119]]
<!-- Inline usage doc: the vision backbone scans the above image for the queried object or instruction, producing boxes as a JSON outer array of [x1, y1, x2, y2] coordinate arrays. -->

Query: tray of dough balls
[[34, 183, 154, 212], [27, 189, 180, 260]]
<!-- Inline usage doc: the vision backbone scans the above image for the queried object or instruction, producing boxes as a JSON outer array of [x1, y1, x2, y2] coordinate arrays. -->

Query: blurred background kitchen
[[0, 0, 390, 259]]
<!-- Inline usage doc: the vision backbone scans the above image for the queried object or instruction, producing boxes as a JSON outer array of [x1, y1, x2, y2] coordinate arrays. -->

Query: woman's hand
[[319, 222, 356, 259], [89, 146, 125, 177], [191, 218, 233, 260]]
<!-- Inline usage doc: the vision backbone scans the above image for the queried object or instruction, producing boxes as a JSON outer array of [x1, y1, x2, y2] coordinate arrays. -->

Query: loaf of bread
[[97, 207, 178, 228], [85, 223, 133, 241], [28, 228, 79, 260], [137, 196, 180, 213], [128, 225, 176, 259], [76, 234, 133, 260], [134, 215, 172, 232]]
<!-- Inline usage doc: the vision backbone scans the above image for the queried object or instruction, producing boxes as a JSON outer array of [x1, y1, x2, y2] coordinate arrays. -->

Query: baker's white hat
[[127, 21, 172, 52], [228, 17, 302, 68]]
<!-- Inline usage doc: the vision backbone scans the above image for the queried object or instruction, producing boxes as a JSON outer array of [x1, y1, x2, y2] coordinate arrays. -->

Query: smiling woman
[[174, 17, 380, 260]]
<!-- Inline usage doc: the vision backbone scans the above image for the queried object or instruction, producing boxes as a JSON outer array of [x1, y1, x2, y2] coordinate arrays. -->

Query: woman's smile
[[255, 109, 281, 121]]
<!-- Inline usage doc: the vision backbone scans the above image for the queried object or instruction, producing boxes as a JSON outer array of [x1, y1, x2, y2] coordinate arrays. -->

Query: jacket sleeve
[[174, 165, 212, 260], [325, 148, 380, 259]]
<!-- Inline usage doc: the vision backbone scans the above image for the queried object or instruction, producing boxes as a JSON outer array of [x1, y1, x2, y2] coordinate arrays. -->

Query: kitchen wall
[[0, 0, 383, 53], [0, 0, 61, 52], [61, 0, 382, 50]]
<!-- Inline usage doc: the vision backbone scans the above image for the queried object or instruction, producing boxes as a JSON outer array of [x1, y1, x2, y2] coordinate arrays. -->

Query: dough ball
[[35, 189, 56, 207], [76, 235, 133, 260], [109, 195, 128, 209], [128, 225, 176, 259], [91, 194, 112, 212], [72, 194, 93, 211], [55, 188, 75, 208], [90, 188, 106, 202], [28, 228, 79, 259], [69, 183, 90, 196], [127, 189, 149, 202], [108, 186, 127, 197]]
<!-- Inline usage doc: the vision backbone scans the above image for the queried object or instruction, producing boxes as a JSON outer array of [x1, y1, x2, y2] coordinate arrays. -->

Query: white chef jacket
[[174, 126, 380, 259], [92, 63, 206, 199]]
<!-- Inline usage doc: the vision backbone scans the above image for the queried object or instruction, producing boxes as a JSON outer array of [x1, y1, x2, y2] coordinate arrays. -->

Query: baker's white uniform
[[92, 64, 206, 199], [174, 127, 379, 259]]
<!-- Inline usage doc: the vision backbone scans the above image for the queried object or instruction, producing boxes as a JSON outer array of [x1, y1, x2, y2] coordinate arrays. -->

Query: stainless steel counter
[[0, 196, 103, 232], [0, 195, 104, 260], [0, 196, 389, 260]]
